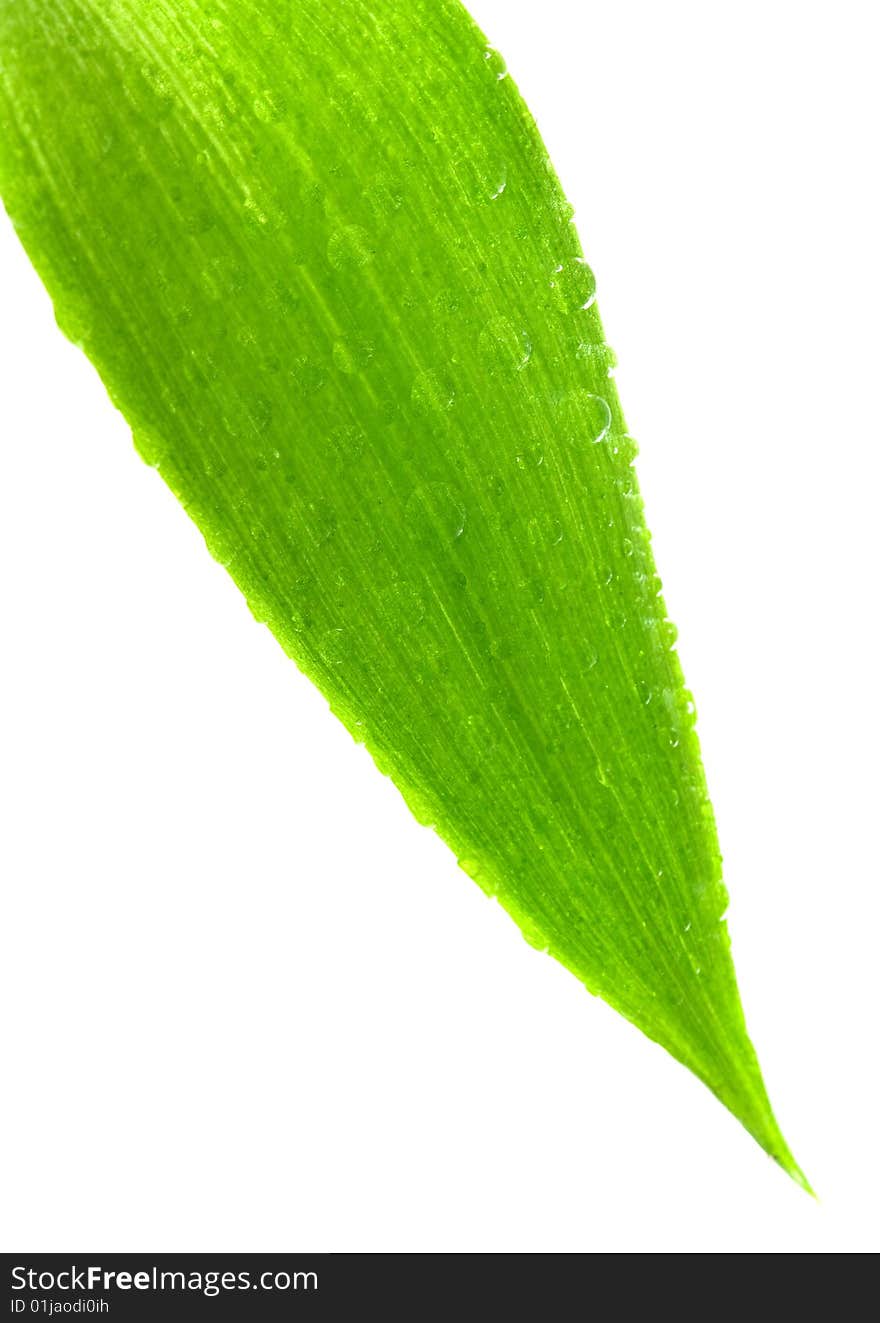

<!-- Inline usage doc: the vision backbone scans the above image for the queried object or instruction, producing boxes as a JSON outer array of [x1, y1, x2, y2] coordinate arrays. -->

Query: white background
[[1, 0, 877, 1252]]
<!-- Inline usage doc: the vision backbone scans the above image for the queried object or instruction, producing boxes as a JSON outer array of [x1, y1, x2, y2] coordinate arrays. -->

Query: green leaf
[[0, 0, 808, 1186]]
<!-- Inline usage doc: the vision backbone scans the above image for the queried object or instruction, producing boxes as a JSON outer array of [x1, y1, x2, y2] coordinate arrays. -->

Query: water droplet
[[247, 396, 273, 435], [527, 515, 563, 548], [478, 316, 532, 374], [202, 524, 238, 568], [333, 338, 375, 375], [405, 483, 466, 544], [454, 143, 507, 204], [243, 196, 272, 230], [550, 257, 596, 313], [557, 389, 612, 445], [379, 580, 426, 634], [515, 444, 544, 470], [411, 370, 455, 414], [328, 424, 365, 468], [140, 62, 174, 117], [330, 68, 379, 130], [484, 46, 508, 80], [304, 497, 337, 547], [576, 341, 617, 377], [253, 88, 287, 123], [662, 620, 679, 648], [550, 190, 576, 224], [199, 256, 245, 302], [366, 173, 404, 228], [522, 577, 545, 606], [488, 634, 517, 664], [290, 355, 326, 397], [256, 13, 286, 40], [432, 289, 461, 320], [327, 224, 375, 271]]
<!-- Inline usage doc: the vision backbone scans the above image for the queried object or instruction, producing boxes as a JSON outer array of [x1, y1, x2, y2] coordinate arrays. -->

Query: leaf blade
[[0, 0, 807, 1185]]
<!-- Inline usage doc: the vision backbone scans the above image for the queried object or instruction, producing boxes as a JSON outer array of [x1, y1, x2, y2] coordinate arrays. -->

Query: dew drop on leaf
[[405, 482, 466, 544], [327, 224, 375, 271], [333, 338, 375, 374], [411, 369, 455, 414], [478, 315, 532, 374], [576, 341, 617, 378], [551, 257, 596, 313], [515, 444, 544, 470], [379, 579, 427, 635], [253, 88, 287, 123], [559, 388, 612, 445], [484, 46, 508, 80], [290, 355, 326, 397], [328, 424, 365, 468]]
